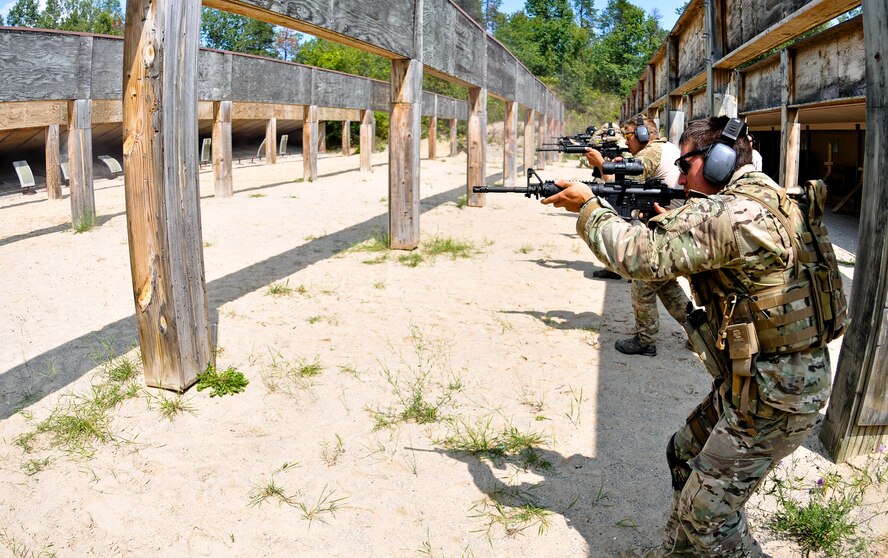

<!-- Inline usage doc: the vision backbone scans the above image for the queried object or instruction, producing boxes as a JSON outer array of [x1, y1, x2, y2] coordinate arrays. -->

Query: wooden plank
[[266, 117, 277, 163], [523, 108, 535, 170], [342, 120, 351, 156], [0, 101, 67, 131], [67, 99, 95, 228], [45, 124, 62, 200], [793, 17, 865, 106], [535, 112, 545, 170], [92, 99, 123, 124], [198, 50, 232, 101], [388, 59, 422, 249], [303, 105, 318, 181], [741, 58, 782, 113], [503, 100, 517, 186], [449, 117, 458, 157], [0, 31, 91, 101], [466, 86, 487, 207], [91, 37, 125, 99], [213, 101, 233, 197], [318, 107, 361, 121], [486, 37, 516, 100], [717, 0, 860, 69], [428, 114, 437, 160], [422, 0, 485, 87], [317, 121, 326, 153], [779, 49, 800, 188], [360, 109, 373, 171], [122, 0, 212, 390]]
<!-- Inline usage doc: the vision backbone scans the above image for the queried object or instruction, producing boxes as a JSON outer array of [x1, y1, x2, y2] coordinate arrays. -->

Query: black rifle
[[537, 138, 625, 160], [472, 162, 686, 222]]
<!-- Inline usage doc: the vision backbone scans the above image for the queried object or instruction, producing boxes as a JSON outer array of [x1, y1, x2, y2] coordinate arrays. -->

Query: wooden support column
[[821, 0, 888, 462], [342, 120, 351, 156], [778, 49, 800, 188], [705, 0, 727, 116], [45, 124, 62, 200], [466, 86, 487, 207], [523, 108, 535, 171], [503, 100, 517, 186], [535, 113, 545, 170], [303, 105, 318, 181], [122, 0, 212, 390], [265, 117, 277, 164], [67, 99, 95, 228], [428, 116, 437, 160], [318, 121, 327, 153], [449, 118, 458, 156], [359, 109, 373, 171], [389, 58, 422, 249], [212, 100, 233, 197]]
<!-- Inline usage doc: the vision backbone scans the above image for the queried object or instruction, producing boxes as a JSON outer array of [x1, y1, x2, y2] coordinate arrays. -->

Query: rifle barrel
[[472, 186, 527, 193]]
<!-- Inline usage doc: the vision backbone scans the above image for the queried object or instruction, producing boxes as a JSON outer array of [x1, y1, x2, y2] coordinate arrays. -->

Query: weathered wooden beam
[[45, 124, 62, 200], [360, 109, 373, 171], [820, 0, 888, 463], [535, 113, 545, 170], [778, 49, 800, 188], [318, 107, 362, 122], [122, 0, 212, 390], [428, 115, 437, 160], [0, 101, 67, 131], [389, 58, 422, 249], [303, 104, 318, 181], [67, 99, 95, 228], [466, 86, 487, 207], [318, 121, 327, 153], [449, 117, 458, 157], [342, 120, 351, 155], [503, 100, 517, 186], [213, 100, 233, 198], [523, 108, 535, 171], [265, 117, 277, 164]]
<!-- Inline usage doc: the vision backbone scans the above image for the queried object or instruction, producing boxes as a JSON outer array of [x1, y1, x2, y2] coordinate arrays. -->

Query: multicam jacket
[[632, 138, 681, 187], [576, 164, 832, 414]]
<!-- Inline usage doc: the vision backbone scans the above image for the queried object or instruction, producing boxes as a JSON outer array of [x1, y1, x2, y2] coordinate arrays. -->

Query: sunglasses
[[674, 146, 710, 174]]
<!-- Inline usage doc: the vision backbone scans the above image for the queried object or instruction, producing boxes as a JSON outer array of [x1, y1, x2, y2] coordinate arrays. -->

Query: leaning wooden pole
[[122, 0, 213, 390], [820, 0, 888, 462]]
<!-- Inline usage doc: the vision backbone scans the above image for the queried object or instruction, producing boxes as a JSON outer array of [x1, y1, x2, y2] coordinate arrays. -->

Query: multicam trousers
[[632, 279, 690, 345]]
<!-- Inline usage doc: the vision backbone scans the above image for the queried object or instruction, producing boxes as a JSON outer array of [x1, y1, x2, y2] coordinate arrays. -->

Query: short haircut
[[679, 116, 752, 166], [622, 115, 659, 141]]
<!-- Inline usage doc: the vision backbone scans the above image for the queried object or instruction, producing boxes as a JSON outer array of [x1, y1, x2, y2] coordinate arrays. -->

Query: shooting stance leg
[[632, 280, 659, 346]]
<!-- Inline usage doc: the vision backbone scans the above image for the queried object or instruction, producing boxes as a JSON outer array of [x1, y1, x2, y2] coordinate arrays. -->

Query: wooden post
[[342, 120, 351, 155], [45, 124, 62, 200], [265, 117, 277, 164], [428, 115, 437, 160], [503, 100, 517, 186], [779, 49, 800, 188], [360, 109, 373, 171], [389, 58, 422, 249], [466, 86, 487, 207], [705, 0, 727, 116], [318, 121, 326, 153], [67, 99, 95, 228], [535, 113, 545, 170], [213, 100, 233, 198], [449, 118, 458, 156], [122, 0, 212, 390], [303, 105, 318, 181], [523, 108, 535, 171], [820, 0, 888, 462]]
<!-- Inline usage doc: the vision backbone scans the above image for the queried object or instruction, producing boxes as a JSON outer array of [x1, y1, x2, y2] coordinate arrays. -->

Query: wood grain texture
[[503, 100, 517, 185], [91, 37, 124, 99], [388, 59, 422, 249], [317, 121, 326, 153], [466, 86, 487, 207], [360, 109, 373, 171], [793, 17, 865, 106], [213, 101, 233, 197], [122, 0, 212, 390], [45, 124, 62, 199], [303, 105, 318, 180], [523, 108, 534, 171], [422, 0, 484, 87], [449, 118, 458, 157], [486, 38, 516, 100], [318, 107, 361, 121], [821, 0, 888, 460], [0, 101, 67, 131], [265, 117, 277, 163], [0, 31, 91, 101], [428, 114, 437, 160], [67, 99, 95, 227], [677, 11, 706, 84], [198, 50, 232, 101], [342, 119, 351, 155], [741, 58, 781, 112]]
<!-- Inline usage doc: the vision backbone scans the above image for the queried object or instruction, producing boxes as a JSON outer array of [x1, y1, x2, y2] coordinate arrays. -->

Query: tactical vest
[[691, 177, 847, 356]]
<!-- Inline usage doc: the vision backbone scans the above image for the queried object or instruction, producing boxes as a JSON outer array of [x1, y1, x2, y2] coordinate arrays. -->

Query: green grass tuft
[[196, 364, 248, 397]]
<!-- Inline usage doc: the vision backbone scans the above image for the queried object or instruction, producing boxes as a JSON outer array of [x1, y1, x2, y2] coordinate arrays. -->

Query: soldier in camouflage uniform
[[584, 115, 687, 357], [542, 116, 843, 557]]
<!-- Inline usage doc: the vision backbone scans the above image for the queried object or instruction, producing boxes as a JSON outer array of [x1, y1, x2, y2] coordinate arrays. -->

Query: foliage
[[274, 27, 300, 61], [200, 7, 276, 57], [196, 364, 249, 397], [296, 37, 389, 81], [7, 0, 123, 34]]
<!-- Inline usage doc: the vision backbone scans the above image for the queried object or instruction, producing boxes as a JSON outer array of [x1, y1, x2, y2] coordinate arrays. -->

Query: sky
[[498, 0, 686, 32]]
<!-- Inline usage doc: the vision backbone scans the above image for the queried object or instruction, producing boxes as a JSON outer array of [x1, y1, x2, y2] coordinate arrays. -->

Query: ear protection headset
[[633, 114, 650, 144], [700, 117, 747, 186]]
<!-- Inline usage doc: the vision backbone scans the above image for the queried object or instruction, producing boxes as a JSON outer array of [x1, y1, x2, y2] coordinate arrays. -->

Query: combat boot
[[615, 334, 657, 356]]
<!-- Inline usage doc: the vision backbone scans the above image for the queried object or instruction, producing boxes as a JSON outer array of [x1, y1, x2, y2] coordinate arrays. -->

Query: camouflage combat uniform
[[623, 138, 684, 346], [577, 164, 833, 556]]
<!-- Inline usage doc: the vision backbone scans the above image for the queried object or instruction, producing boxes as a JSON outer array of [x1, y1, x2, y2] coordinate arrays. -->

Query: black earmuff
[[701, 118, 747, 186], [634, 114, 650, 144]]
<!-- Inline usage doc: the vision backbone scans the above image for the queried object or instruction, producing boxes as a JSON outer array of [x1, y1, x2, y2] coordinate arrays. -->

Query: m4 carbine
[[537, 138, 625, 160], [472, 162, 686, 222]]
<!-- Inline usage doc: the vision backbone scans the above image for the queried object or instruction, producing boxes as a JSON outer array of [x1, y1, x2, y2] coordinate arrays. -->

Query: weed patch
[[196, 364, 248, 397]]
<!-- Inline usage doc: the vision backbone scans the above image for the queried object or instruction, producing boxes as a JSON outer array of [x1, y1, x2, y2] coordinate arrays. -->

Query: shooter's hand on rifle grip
[[540, 179, 596, 213], [583, 147, 604, 171]]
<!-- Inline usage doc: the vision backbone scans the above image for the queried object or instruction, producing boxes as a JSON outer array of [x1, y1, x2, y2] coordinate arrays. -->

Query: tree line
[[2, 0, 666, 131]]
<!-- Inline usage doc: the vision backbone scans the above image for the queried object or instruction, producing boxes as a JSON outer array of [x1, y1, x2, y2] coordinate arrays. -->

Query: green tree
[[6, 0, 41, 27], [573, 0, 597, 28], [0, 13, 5, 25], [200, 7, 276, 57], [296, 37, 389, 80]]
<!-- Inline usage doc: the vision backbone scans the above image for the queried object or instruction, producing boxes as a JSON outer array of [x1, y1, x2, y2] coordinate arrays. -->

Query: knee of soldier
[[677, 470, 748, 536]]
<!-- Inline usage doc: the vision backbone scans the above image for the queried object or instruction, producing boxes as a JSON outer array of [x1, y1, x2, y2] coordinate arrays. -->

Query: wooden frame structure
[[619, 0, 888, 462]]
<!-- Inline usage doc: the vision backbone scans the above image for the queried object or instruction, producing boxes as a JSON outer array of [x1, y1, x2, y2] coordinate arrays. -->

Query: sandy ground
[[0, 144, 883, 557]]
